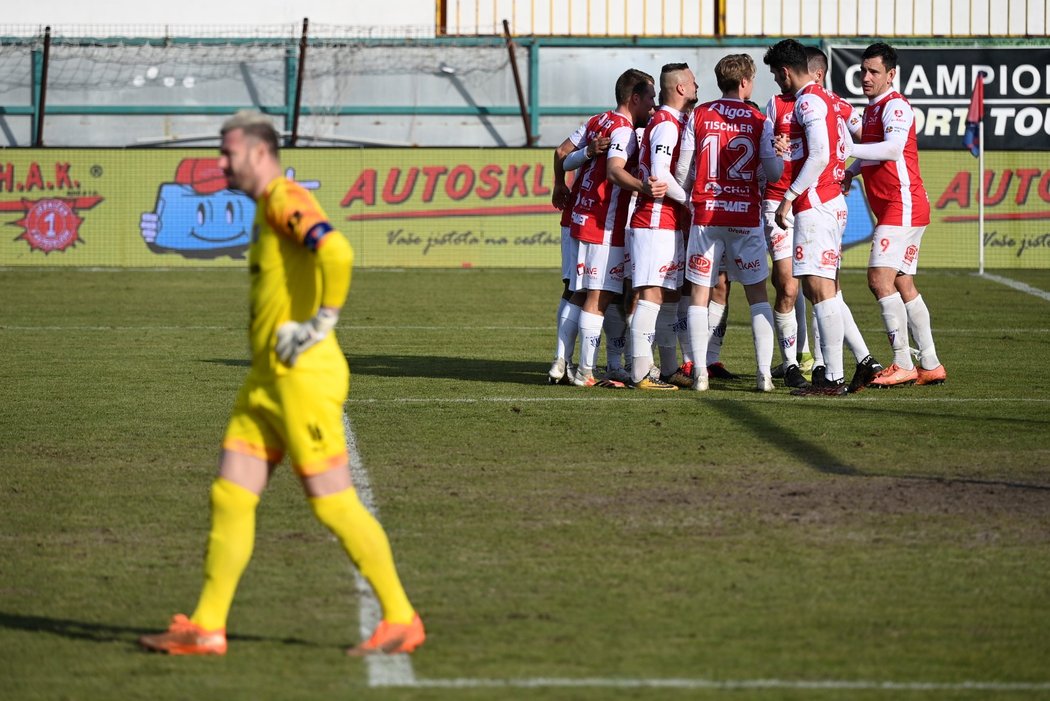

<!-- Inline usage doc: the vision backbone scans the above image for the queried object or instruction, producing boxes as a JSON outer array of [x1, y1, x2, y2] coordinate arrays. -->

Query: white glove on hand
[[275, 308, 339, 367]]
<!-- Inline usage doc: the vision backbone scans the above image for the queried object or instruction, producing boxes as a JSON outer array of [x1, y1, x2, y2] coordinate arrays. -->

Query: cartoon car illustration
[[140, 158, 254, 259]]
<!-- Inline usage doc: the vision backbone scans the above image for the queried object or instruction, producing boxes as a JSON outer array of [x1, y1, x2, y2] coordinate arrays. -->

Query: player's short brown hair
[[614, 68, 655, 106], [714, 54, 756, 93], [220, 110, 280, 155]]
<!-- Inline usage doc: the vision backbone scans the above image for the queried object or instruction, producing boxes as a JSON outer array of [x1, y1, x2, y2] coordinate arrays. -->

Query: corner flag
[[963, 74, 984, 157]]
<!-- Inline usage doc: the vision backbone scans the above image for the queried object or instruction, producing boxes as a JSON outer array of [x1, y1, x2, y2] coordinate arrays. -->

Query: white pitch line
[[346, 395, 1050, 405], [391, 677, 1050, 691], [981, 272, 1050, 302], [3, 324, 1050, 336], [342, 413, 416, 688]]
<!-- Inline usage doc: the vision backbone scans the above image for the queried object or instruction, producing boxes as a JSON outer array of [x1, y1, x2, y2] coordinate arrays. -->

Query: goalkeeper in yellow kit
[[139, 111, 424, 656]]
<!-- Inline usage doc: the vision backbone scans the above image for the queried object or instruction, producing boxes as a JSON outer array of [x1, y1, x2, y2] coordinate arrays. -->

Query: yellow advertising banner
[[1, 148, 1047, 269]]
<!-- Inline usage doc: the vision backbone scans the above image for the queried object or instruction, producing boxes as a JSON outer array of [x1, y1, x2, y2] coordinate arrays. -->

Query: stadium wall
[[2, 148, 1048, 269]]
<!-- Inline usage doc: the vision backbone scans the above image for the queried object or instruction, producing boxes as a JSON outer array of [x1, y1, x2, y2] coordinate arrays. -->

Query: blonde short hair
[[714, 54, 756, 93], [220, 110, 280, 154]]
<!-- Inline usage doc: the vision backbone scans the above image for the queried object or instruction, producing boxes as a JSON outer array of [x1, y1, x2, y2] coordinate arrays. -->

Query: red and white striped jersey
[[858, 91, 931, 227], [570, 110, 637, 246], [686, 98, 773, 227], [827, 89, 863, 139], [630, 106, 688, 231], [763, 94, 796, 203], [790, 83, 846, 213]]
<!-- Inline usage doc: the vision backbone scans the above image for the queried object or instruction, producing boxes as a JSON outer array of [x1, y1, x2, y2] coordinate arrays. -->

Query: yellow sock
[[310, 489, 415, 624], [190, 478, 259, 631]]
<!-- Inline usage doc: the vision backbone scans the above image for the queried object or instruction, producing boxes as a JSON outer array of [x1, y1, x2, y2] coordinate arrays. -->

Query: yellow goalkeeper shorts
[[222, 361, 350, 476]]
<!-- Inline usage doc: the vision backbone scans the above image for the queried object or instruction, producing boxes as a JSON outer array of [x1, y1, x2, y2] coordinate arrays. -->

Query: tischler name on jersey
[[705, 200, 751, 213]]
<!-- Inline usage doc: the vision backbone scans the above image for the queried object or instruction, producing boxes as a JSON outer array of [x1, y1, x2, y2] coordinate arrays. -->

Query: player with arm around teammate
[[139, 111, 424, 657], [805, 46, 884, 392], [843, 41, 946, 387], [566, 69, 667, 387], [677, 53, 785, 392], [548, 133, 610, 384], [765, 39, 856, 396], [626, 62, 698, 390]]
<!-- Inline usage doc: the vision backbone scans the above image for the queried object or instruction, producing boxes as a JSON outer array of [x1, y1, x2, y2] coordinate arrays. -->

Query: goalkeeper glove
[[275, 308, 339, 367]]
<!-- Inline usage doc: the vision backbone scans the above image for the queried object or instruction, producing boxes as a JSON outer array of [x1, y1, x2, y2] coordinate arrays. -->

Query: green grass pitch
[[1, 267, 1048, 701]]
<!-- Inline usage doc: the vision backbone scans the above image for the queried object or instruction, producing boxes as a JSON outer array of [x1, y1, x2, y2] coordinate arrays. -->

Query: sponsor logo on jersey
[[609, 262, 625, 280], [735, 257, 762, 271], [771, 231, 787, 248], [820, 249, 840, 267], [659, 260, 685, 276], [711, 103, 755, 120], [689, 254, 712, 274], [705, 200, 751, 213], [904, 244, 918, 263], [705, 182, 723, 196]]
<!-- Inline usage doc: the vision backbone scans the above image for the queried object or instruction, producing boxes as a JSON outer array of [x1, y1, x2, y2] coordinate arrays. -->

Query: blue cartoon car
[[140, 159, 254, 259]]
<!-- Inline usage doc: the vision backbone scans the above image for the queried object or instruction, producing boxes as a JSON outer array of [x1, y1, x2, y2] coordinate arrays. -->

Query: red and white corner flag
[[963, 74, 984, 157]]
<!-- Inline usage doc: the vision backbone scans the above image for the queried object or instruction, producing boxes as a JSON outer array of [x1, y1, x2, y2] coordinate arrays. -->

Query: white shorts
[[685, 224, 768, 287], [629, 227, 684, 290], [560, 226, 577, 281], [791, 195, 847, 281], [761, 199, 794, 262], [868, 224, 925, 276], [569, 241, 626, 293]]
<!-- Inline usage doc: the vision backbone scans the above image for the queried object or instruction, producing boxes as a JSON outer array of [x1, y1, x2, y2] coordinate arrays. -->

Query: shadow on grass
[[202, 355, 544, 385], [346, 354, 541, 385], [0, 611, 318, 647], [707, 398, 1050, 491]]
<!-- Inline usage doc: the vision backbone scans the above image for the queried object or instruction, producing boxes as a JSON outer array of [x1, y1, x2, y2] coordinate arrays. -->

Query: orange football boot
[[868, 363, 918, 388], [347, 614, 426, 656], [915, 364, 947, 385], [139, 614, 227, 656]]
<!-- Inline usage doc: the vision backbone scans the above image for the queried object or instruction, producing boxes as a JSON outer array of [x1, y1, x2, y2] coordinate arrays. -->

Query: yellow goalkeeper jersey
[[247, 176, 351, 377]]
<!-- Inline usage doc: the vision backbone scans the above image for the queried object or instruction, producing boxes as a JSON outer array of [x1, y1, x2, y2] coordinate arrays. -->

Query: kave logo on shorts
[[689, 254, 712, 274], [820, 249, 840, 267], [735, 257, 761, 271], [904, 244, 918, 264]]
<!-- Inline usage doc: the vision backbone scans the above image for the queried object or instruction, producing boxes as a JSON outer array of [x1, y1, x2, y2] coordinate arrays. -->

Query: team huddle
[[548, 39, 947, 396]]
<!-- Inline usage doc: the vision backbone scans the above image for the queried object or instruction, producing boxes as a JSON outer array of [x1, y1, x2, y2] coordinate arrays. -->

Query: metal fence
[[441, 0, 1049, 37]]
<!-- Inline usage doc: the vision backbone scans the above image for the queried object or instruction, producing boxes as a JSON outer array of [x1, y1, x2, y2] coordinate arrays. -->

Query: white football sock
[[556, 303, 580, 363], [707, 300, 726, 366], [905, 294, 941, 370], [630, 300, 660, 384], [877, 291, 913, 369], [603, 304, 627, 370], [774, 310, 798, 368], [795, 292, 810, 355], [656, 302, 678, 373], [750, 302, 775, 380], [814, 298, 845, 382], [687, 305, 710, 381], [810, 304, 825, 366], [676, 296, 694, 365], [837, 290, 871, 363], [577, 310, 604, 376]]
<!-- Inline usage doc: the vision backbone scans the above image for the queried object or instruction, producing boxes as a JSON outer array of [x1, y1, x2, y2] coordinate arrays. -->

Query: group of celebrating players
[[547, 38, 947, 396]]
